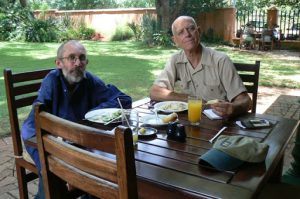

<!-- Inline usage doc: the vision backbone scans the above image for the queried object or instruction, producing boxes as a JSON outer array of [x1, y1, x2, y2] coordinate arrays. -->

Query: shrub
[[78, 26, 95, 40], [0, 4, 30, 41], [57, 29, 78, 42], [24, 17, 58, 42], [141, 14, 157, 45], [152, 31, 173, 46], [127, 22, 142, 41], [0, 4, 60, 42], [111, 26, 133, 41], [0, 14, 11, 40]]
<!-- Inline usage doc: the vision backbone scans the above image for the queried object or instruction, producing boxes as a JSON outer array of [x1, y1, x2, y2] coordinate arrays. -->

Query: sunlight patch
[[151, 70, 163, 76], [277, 75, 300, 83]]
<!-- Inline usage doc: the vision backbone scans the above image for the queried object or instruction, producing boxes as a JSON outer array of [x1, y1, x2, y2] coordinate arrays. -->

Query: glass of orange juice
[[188, 95, 202, 125]]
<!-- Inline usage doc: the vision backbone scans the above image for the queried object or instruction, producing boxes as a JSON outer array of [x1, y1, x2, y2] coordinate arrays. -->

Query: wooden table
[[26, 98, 300, 199], [81, 98, 299, 199]]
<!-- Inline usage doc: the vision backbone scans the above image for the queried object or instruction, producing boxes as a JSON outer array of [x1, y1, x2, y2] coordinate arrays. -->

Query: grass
[[1, 41, 300, 137]]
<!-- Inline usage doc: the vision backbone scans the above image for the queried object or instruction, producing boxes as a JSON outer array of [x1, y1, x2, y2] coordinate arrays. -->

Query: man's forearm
[[150, 85, 188, 102], [232, 93, 252, 116]]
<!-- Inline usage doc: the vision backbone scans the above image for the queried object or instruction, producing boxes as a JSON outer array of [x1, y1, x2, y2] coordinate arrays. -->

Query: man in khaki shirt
[[150, 16, 251, 118]]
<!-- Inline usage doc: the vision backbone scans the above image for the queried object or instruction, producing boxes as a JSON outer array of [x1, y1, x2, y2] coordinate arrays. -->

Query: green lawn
[[1, 41, 299, 137]]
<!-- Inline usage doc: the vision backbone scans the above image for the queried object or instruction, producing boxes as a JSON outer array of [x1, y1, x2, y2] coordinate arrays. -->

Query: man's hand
[[210, 92, 252, 118], [211, 100, 234, 118]]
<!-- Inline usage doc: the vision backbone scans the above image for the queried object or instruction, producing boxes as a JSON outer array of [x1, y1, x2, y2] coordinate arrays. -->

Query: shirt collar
[[176, 44, 210, 65], [176, 44, 208, 73]]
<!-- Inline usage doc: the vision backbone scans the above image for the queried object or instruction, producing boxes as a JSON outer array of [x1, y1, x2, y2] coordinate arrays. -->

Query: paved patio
[[0, 86, 299, 199]]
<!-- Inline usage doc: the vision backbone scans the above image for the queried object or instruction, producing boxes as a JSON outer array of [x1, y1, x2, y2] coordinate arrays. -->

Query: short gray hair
[[171, 16, 197, 35], [56, 40, 84, 58]]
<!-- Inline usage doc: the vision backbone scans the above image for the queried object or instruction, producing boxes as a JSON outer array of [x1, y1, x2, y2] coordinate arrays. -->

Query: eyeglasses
[[176, 25, 198, 37], [60, 54, 87, 63]]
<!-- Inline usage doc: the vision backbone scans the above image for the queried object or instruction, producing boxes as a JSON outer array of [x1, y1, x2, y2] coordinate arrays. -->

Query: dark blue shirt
[[22, 69, 132, 170]]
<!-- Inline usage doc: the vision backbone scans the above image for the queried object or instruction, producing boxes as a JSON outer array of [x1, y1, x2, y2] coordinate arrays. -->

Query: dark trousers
[[282, 117, 300, 185]]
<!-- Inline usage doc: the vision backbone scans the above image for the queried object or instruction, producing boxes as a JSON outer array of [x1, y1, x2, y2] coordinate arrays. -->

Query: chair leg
[[16, 165, 29, 199]]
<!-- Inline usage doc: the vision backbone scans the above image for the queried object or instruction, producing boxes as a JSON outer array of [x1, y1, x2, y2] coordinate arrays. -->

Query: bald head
[[57, 40, 86, 59], [171, 16, 197, 36]]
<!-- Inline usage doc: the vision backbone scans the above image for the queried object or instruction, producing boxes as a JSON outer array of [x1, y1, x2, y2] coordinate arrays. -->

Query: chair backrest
[[4, 68, 52, 159], [4, 68, 52, 199], [234, 61, 260, 113], [35, 103, 138, 199]]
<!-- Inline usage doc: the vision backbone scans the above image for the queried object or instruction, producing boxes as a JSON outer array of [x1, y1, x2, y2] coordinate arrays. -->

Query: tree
[[155, 0, 227, 34], [19, 0, 28, 7], [121, 0, 155, 8], [155, 0, 187, 33]]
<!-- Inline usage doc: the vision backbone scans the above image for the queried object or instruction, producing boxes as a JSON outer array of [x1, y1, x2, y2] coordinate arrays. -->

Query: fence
[[236, 9, 267, 33], [279, 9, 300, 40], [235, 7, 300, 40]]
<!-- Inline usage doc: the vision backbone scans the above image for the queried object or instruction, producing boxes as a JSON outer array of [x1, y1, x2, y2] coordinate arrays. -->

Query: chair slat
[[11, 69, 51, 83], [43, 135, 118, 183], [14, 82, 42, 96], [15, 96, 38, 108], [48, 156, 119, 199], [39, 111, 116, 154]]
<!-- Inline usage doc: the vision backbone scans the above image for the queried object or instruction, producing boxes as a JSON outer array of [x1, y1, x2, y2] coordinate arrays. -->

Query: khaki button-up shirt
[[154, 45, 246, 102]]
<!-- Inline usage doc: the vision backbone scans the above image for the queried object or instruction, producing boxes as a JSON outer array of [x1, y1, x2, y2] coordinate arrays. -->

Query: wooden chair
[[234, 61, 260, 113], [3, 68, 52, 199], [260, 29, 274, 50], [35, 103, 138, 199]]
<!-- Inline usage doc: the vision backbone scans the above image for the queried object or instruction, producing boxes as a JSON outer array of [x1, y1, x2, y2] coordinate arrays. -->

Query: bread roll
[[162, 113, 178, 123], [206, 99, 218, 105]]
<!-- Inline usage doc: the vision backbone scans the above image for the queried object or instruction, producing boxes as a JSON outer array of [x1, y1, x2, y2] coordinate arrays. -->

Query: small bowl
[[138, 127, 157, 138]]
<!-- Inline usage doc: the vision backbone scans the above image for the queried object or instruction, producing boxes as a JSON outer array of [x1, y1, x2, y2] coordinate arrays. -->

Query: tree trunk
[[19, 0, 27, 7], [155, 0, 187, 33]]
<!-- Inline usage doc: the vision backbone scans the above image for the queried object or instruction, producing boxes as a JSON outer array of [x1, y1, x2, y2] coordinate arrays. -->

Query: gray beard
[[62, 69, 85, 85]]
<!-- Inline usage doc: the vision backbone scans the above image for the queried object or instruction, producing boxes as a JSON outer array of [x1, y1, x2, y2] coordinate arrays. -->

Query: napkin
[[203, 109, 222, 120]]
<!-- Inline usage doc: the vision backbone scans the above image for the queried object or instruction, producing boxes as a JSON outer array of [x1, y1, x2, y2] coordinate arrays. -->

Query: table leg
[[269, 156, 284, 183]]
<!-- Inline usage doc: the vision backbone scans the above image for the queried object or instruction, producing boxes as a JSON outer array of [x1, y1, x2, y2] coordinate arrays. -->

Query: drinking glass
[[122, 109, 139, 145], [188, 95, 202, 125]]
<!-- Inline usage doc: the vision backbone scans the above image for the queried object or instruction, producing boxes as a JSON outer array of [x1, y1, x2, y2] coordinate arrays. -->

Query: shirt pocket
[[175, 77, 192, 94], [203, 79, 226, 100]]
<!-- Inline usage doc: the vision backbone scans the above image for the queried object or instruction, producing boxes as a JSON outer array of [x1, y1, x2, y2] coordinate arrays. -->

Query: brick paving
[[264, 95, 300, 174], [0, 87, 299, 199]]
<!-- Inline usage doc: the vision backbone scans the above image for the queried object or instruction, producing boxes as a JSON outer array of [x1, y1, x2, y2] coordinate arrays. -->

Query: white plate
[[154, 101, 188, 113], [141, 114, 177, 127], [85, 108, 122, 124]]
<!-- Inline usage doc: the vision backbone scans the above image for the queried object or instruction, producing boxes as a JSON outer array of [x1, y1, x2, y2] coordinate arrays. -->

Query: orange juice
[[188, 97, 202, 124]]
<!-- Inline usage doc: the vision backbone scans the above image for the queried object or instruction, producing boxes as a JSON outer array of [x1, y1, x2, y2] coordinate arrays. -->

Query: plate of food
[[141, 113, 178, 127], [84, 108, 122, 124], [138, 127, 157, 138], [154, 101, 188, 113]]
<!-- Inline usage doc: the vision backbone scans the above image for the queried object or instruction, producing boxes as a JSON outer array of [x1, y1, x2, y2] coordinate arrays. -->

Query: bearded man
[[21, 40, 132, 199]]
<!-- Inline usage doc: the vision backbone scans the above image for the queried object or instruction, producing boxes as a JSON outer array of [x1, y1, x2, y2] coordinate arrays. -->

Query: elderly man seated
[[241, 23, 255, 49]]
